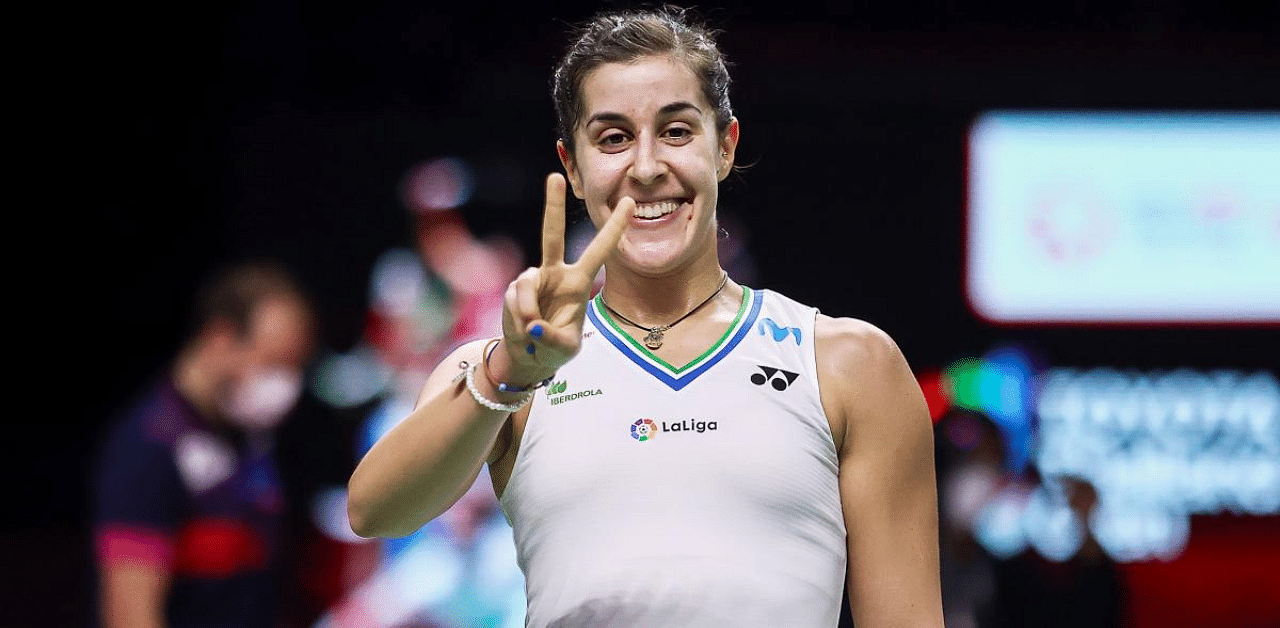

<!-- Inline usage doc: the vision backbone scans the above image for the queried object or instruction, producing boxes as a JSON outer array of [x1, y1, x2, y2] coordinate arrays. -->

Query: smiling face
[[559, 55, 738, 277]]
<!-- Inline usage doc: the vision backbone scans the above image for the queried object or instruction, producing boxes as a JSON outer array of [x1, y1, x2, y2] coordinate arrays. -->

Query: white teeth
[[633, 200, 680, 219]]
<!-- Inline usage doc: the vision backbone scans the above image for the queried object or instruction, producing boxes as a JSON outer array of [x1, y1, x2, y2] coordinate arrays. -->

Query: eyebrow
[[585, 101, 704, 127]]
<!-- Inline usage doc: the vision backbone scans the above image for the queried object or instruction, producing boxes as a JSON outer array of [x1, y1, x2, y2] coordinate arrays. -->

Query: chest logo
[[758, 318, 802, 345], [630, 417, 718, 442], [631, 418, 659, 441], [175, 432, 236, 494], [752, 365, 800, 391], [546, 379, 603, 406]]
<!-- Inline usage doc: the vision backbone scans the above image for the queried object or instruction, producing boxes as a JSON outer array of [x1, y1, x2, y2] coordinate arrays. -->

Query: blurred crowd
[[90, 162, 1276, 628]]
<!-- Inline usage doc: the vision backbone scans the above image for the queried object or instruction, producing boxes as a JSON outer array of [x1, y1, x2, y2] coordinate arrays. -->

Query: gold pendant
[[643, 328, 666, 350]]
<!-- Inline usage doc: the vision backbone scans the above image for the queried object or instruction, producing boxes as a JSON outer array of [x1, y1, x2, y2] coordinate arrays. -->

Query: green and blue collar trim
[[588, 286, 761, 391]]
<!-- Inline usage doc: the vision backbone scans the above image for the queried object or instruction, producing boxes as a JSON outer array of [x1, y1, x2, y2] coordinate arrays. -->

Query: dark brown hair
[[552, 5, 733, 154], [190, 260, 312, 340]]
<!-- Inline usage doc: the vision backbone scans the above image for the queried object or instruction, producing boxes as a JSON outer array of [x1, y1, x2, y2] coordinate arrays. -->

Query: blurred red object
[[1122, 515, 1280, 628]]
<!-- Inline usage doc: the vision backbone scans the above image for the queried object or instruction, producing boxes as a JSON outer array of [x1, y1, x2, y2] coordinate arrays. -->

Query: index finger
[[541, 173, 567, 266], [573, 196, 632, 274]]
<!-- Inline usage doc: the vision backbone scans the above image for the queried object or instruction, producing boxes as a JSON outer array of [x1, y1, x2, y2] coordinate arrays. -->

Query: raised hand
[[496, 173, 631, 386]]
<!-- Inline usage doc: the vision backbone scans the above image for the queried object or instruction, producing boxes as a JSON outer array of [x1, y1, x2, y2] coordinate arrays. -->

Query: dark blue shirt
[[94, 376, 285, 628]]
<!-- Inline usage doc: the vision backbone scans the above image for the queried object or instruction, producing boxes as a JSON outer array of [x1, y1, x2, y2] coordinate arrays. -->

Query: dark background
[[16, 1, 1280, 626]]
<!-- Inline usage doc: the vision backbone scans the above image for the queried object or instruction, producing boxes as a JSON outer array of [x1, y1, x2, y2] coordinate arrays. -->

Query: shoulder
[[96, 417, 176, 485], [814, 315, 904, 378], [814, 315, 920, 454], [755, 287, 813, 316], [99, 382, 185, 468], [94, 407, 188, 525]]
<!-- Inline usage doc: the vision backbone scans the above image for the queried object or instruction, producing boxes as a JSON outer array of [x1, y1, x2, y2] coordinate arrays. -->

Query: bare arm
[[817, 316, 943, 628], [347, 339, 520, 538], [347, 174, 631, 539], [100, 562, 170, 628]]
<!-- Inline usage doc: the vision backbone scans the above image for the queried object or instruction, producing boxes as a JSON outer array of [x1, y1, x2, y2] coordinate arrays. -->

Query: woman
[[348, 7, 943, 627]]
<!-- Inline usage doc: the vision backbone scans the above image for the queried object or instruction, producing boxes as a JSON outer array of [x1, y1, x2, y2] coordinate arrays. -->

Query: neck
[[599, 249, 736, 327]]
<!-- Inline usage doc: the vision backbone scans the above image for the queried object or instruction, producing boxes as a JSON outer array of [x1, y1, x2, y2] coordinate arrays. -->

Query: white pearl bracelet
[[465, 362, 532, 413]]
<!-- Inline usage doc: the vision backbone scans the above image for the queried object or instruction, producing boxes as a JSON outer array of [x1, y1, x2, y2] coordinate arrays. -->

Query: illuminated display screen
[[1030, 367, 1280, 561], [966, 111, 1280, 325], [926, 346, 1280, 564]]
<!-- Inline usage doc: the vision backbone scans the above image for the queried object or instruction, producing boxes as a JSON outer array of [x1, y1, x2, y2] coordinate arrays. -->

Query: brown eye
[[599, 132, 628, 146], [663, 127, 694, 143]]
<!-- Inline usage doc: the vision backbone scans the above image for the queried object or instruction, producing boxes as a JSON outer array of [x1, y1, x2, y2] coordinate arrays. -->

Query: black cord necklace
[[599, 272, 730, 350]]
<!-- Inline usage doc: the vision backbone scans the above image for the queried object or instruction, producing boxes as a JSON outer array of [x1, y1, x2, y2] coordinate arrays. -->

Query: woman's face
[[560, 55, 738, 277]]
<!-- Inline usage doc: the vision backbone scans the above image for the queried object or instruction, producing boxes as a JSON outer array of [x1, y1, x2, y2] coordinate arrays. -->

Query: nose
[[627, 134, 667, 186]]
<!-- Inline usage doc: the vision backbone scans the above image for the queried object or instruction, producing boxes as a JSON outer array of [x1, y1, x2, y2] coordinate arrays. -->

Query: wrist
[[464, 363, 530, 413], [488, 339, 556, 390]]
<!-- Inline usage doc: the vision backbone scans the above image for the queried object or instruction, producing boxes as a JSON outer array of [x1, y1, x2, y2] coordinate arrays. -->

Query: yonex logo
[[758, 318, 801, 345], [631, 418, 659, 441], [751, 365, 800, 391]]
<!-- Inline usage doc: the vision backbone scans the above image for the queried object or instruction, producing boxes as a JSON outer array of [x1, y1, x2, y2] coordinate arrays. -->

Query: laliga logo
[[631, 418, 659, 442], [630, 417, 718, 442]]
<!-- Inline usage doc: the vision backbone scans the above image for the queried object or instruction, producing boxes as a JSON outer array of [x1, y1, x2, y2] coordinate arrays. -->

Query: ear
[[557, 139, 585, 199], [718, 117, 740, 182]]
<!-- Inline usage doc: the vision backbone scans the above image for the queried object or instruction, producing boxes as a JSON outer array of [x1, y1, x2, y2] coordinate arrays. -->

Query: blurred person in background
[[934, 406, 1127, 628], [92, 260, 317, 628], [347, 7, 942, 628], [309, 203, 528, 628], [934, 410, 1006, 628]]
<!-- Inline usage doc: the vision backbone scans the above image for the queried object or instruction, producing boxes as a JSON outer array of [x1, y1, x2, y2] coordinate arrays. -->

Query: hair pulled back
[[552, 6, 733, 154]]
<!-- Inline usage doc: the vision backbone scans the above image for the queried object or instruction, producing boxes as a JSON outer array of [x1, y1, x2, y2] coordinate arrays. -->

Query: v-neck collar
[[588, 286, 762, 391]]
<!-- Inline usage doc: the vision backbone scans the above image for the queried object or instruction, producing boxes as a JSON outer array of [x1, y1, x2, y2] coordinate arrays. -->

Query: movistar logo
[[758, 318, 801, 345], [546, 379, 603, 406]]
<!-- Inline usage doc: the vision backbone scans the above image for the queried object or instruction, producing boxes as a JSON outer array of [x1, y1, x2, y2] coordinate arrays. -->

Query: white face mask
[[223, 367, 303, 431]]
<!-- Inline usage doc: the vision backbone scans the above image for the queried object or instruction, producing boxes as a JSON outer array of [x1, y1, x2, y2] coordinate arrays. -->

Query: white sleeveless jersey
[[499, 287, 847, 628]]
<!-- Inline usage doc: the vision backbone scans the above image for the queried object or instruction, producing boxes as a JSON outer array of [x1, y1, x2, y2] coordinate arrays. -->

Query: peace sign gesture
[[495, 173, 632, 386]]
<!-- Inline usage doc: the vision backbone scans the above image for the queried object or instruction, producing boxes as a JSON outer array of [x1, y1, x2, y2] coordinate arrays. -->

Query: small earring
[[721, 151, 728, 158]]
